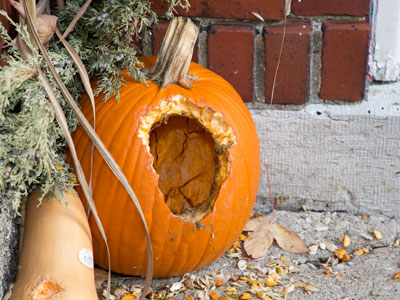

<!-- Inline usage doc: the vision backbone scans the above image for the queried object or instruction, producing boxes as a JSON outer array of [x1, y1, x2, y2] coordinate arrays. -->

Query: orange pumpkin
[[72, 18, 260, 277]]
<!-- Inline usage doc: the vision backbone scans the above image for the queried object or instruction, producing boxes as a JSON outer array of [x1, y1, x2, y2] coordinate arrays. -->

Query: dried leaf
[[244, 229, 274, 259], [244, 215, 270, 232], [36, 14, 57, 44], [271, 223, 310, 253]]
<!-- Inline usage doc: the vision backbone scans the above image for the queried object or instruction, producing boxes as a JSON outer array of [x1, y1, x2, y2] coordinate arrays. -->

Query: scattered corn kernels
[[324, 269, 332, 275], [342, 235, 351, 247], [354, 249, 369, 255], [241, 293, 251, 300], [122, 294, 137, 300], [216, 279, 224, 287], [248, 265, 254, 270], [187, 296, 195, 300], [240, 234, 247, 241], [393, 272, 400, 279]]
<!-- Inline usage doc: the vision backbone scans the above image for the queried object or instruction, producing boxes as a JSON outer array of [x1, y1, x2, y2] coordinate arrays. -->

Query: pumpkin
[[72, 17, 260, 277], [10, 188, 98, 300]]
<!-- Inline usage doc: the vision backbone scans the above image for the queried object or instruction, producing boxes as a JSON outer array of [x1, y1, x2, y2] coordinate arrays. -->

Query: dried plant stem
[[264, 159, 275, 222], [24, 0, 36, 26], [269, 0, 289, 106]]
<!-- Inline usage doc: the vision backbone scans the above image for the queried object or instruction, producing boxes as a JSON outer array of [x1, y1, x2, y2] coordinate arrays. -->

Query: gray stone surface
[[112, 210, 400, 300], [249, 81, 400, 219], [0, 198, 18, 299]]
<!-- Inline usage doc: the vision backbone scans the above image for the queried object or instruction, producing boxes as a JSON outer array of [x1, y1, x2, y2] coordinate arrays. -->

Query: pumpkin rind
[[73, 56, 260, 277]]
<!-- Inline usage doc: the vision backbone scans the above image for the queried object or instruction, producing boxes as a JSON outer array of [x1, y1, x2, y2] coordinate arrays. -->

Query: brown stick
[[144, 17, 199, 89]]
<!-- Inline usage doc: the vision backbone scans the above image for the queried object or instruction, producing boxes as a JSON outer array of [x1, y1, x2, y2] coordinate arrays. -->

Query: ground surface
[[96, 210, 400, 300]]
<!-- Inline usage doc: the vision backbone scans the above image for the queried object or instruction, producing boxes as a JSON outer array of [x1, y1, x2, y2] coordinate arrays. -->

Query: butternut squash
[[10, 188, 98, 300]]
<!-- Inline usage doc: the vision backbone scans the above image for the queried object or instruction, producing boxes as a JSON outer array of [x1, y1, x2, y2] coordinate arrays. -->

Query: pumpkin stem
[[144, 17, 199, 89]]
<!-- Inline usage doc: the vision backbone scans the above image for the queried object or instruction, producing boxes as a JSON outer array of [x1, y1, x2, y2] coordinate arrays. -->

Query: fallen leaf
[[243, 229, 274, 258], [244, 215, 270, 231], [271, 223, 310, 253]]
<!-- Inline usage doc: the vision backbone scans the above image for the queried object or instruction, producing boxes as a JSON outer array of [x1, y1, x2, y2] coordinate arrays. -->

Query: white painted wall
[[369, 0, 400, 81]]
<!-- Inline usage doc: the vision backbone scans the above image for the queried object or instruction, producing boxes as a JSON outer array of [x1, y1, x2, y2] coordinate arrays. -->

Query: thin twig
[[264, 159, 275, 222], [269, 0, 290, 106]]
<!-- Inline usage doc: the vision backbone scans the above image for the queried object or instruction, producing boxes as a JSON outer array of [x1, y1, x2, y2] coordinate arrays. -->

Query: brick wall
[[150, 0, 371, 104]]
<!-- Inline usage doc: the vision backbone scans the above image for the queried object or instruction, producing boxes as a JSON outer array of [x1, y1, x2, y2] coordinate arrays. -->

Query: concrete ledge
[[251, 81, 400, 218], [0, 198, 18, 299]]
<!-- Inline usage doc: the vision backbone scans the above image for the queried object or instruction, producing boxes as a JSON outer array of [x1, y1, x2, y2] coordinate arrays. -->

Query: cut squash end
[[27, 276, 63, 300]]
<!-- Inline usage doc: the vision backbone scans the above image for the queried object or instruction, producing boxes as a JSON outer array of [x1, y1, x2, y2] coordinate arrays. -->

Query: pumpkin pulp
[[149, 115, 218, 221]]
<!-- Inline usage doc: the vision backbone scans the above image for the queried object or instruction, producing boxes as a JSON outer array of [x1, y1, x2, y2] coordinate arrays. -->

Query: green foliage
[[0, 0, 189, 212]]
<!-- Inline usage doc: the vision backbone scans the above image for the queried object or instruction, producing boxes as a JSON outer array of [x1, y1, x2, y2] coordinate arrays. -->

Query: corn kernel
[[342, 235, 351, 247], [373, 230, 383, 240], [210, 292, 219, 299], [265, 277, 277, 287], [241, 293, 251, 300]]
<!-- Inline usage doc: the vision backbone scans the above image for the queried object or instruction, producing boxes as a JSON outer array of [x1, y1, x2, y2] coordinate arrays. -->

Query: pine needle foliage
[[0, 0, 189, 212]]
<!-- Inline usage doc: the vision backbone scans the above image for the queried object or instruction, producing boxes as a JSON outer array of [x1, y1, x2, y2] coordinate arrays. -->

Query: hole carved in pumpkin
[[150, 116, 219, 218], [140, 96, 235, 223]]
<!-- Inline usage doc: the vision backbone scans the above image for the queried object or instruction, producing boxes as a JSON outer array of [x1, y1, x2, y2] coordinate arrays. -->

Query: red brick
[[292, 0, 371, 17], [0, 1, 17, 66], [151, 0, 286, 21], [264, 21, 311, 105], [152, 22, 198, 62], [208, 24, 254, 102], [320, 22, 370, 101]]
